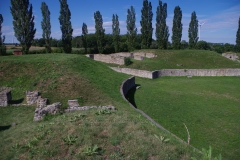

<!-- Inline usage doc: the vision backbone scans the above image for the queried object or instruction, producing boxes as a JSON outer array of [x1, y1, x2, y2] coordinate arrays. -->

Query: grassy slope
[[133, 76, 240, 159], [122, 50, 240, 70], [0, 54, 200, 159]]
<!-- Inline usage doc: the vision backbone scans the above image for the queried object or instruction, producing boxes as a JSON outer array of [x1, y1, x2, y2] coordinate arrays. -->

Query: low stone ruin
[[65, 99, 115, 112], [37, 96, 48, 108], [222, 53, 239, 61], [33, 102, 62, 121], [26, 91, 39, 105], [0, 87, 12, 107], [65, 105, 116, 112]]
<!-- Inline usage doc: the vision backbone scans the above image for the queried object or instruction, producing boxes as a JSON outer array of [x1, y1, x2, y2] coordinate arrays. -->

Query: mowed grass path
[[125, 50, 240, 70], [134, 76, 240, 159]]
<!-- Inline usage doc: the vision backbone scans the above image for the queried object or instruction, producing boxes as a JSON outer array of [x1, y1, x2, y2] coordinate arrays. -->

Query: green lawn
[[122, 50, 240, 70], [132, 76, 240, 159], [0, 54, 200, 159]]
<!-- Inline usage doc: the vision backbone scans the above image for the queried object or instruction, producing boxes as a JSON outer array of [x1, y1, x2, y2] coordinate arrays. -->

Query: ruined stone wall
[[88, 54, 125, 65], [110, 67, 154, 79], [159, 69, 240, 77], [120, 76, 136, 96], [133, 52, 156, 58], [0, 88, 12, 107], [111, 52, 133, 58], [111, 67, 240, 79], [222, 53, 239, 61]]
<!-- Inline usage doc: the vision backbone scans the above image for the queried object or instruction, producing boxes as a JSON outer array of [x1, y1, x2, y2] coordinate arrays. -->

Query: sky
[[1, 0, 240, 44]]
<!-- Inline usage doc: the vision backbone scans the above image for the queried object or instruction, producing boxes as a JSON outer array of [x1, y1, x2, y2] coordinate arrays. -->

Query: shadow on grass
[[8, 98, 24, 105], [0, 125, 11, 132], [125, 84, 140, 108]]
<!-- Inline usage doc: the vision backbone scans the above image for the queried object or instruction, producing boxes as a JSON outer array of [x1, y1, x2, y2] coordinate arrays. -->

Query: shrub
[[124, 57, 132, 66], [51, 48, 63, 53], [196, 41, 210, 50]]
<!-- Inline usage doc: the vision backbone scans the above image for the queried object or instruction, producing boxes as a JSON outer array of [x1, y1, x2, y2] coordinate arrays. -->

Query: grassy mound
[[133, 76, 240, 159], [0, 54, 200, 159], [122, 50, 240, 70]]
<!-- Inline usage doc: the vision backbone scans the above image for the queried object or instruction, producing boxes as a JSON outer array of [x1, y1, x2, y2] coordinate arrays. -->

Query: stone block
[[37, 96, 48, 108], [33, 102, 61, 121], [0, 87, 12, 107], [68, 100, 80, 107], [26, 91, 39, 105]]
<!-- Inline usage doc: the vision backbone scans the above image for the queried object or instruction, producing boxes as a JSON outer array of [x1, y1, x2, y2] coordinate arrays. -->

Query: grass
[[132, 76, 240, 159], [0, 54, 200, 159], [116, 49, 240, 70]]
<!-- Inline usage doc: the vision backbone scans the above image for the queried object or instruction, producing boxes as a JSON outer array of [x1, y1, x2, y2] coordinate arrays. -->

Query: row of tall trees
[[7, 0, 240, 54], [0, 14, 6, 55]]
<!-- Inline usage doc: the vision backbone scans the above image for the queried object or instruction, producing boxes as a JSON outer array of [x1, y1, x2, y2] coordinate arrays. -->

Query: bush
[[52, 48, 63, 53], [124, 57, 132, 66], [196, 41, 210, 50], [71, 49, 85, 54], [28, 49, 46, 54], [0, 45, 6, 56], [212, 44, 224, 54]]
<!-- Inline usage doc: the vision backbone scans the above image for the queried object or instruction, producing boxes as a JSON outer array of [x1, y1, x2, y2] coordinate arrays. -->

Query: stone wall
[[0, 87, 12, 107], [120, 76, 136, 96], [87, 54, 125, 65], [222, 53, 239, 61], [87, 52, 156, 65], [110, 67, 154, 79], [111, 67, 240, 79], [159, 69, 240, 77]]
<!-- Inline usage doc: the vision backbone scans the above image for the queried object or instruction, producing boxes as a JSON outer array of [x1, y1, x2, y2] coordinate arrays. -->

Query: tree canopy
[[188, 11, 198, 49], [94, 11, 105, 53], [59, 0, 73, 53], [140, 0, 153, 49], [126, 6, 137, 51], [171, 6, 182, 49], [10, 0, 36, 54]]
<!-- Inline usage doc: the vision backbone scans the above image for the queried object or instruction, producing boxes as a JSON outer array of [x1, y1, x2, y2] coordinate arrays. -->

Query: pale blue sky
[[1, 0, 240, 44]]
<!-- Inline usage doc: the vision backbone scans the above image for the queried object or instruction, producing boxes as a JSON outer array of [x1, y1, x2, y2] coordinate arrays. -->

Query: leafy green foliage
[[112, 14, 120, 52], [156, 0, 169, 49], [126, 6, 137, 51], [124, 57, 133, 66], [63, 135, 78, 145], [59, 0, 73, 53], [191, 146, 222, 160], [196, 41, 210, 50], [0, 14, 6, 56], [41, 2, 52, 53], [94, 11, 105, 53], [95, 109, 113, 115], [140, 0, 153, 49], [172, 6, 182, 49], [82, 23, 88, 53], [83, 144, 100, 156], [236, 17, 240, 52], [10, 0, 36, 54], [188, 11, 198, 49]]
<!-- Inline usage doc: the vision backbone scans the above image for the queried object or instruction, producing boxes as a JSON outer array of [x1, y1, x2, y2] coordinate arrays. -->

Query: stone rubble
[[26, 91, 39, 105], [65, 105, 116, 112], [33, 102, 62, 121], [0, 87, 12, 107]]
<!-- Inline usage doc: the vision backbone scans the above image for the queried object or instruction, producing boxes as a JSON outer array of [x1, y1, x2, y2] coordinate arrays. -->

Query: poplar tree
[[188, 11, 198, 49], [172, 6, 182, 49], [112, 14, 120, 53], [0, 14, 6, 55], [59, 0, 73, 53], [94, 11, 105, 53], [10, 0, 36, 54], [126, 6, 137, 51], [140, 0, 153, 49], [236, 17, 240, 52], [155, 0, 169, 49], [82, 23, 88, 53], [41, 2, 52, 53]]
